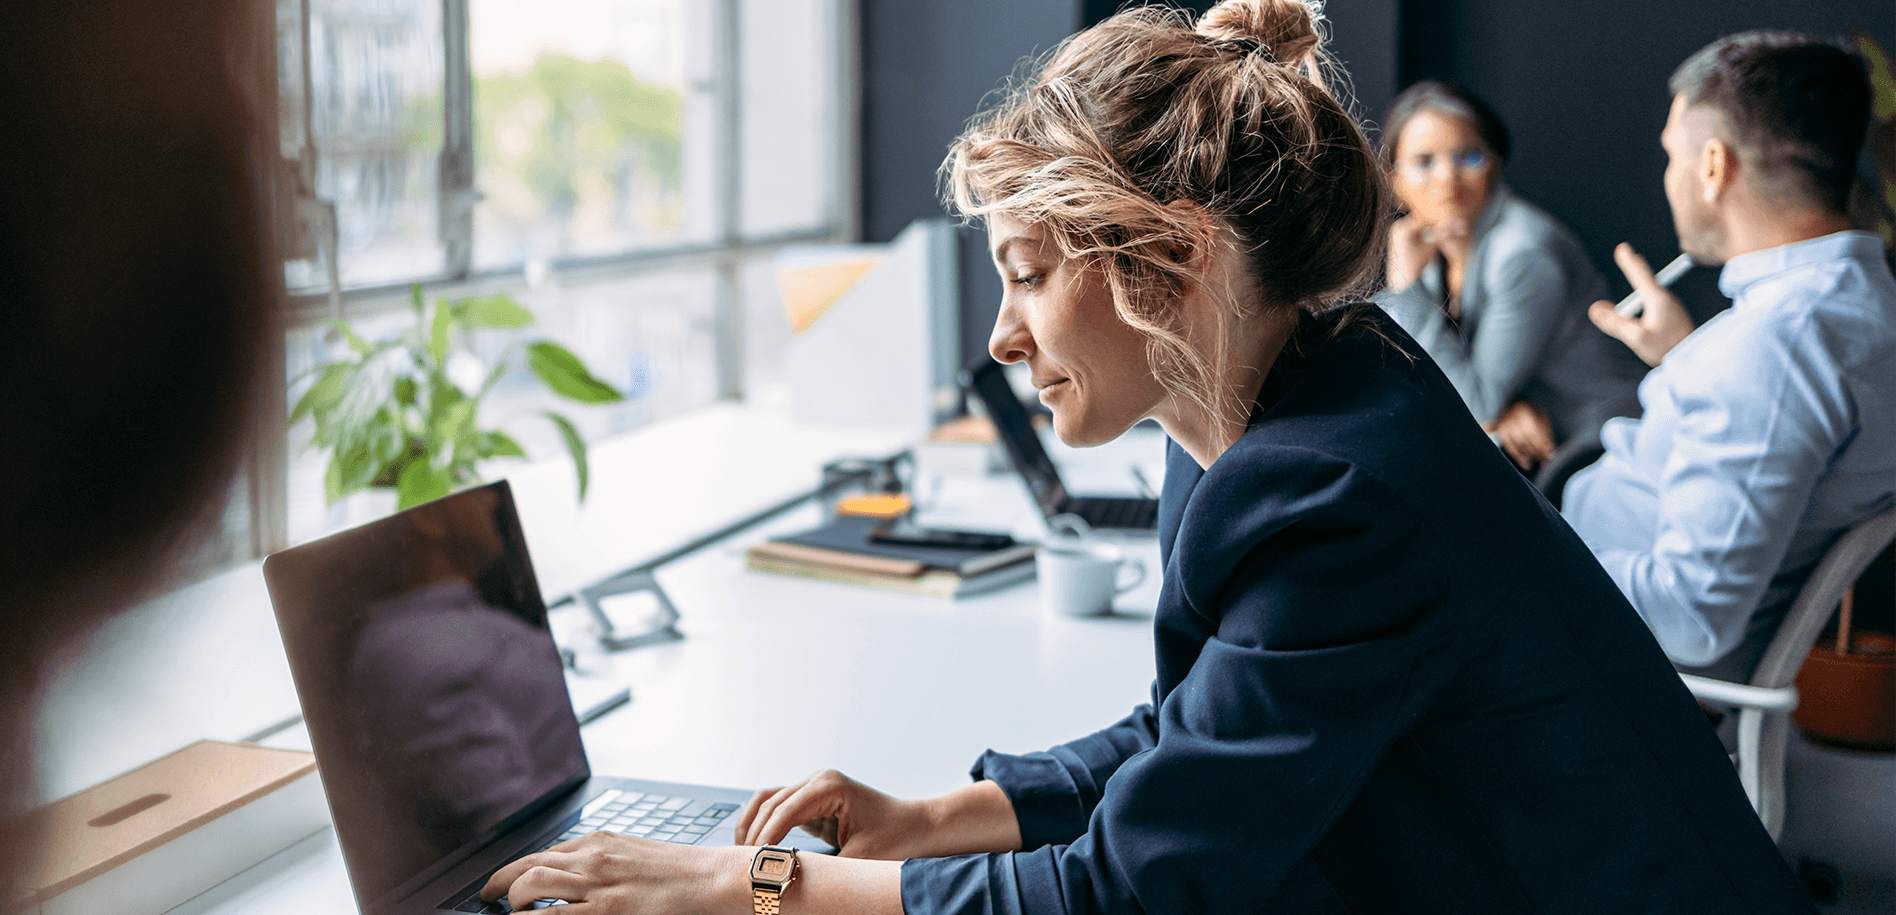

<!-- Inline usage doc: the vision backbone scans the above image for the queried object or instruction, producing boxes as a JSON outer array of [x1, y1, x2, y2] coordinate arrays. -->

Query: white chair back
[[1753, 503, 1896, 690], [1680, 501, 1896, 840]]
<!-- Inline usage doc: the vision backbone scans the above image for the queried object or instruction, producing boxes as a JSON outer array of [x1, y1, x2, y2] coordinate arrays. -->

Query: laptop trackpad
[[700, 826, 836, 855], [782, 832, 838, 854]]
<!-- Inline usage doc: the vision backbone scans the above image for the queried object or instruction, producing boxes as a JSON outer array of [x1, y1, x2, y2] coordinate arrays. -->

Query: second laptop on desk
[[961, 358, 1159, 531]]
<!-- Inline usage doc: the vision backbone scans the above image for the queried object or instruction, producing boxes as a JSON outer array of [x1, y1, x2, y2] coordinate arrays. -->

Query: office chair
[[1532, 435, 1604, 511], [1677, 502, 1896, 840]]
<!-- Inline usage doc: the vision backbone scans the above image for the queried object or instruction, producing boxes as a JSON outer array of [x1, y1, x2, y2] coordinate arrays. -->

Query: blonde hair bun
[[1197, 0, 1323, 67]]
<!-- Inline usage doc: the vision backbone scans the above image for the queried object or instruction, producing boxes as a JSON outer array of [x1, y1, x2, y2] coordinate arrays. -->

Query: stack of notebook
[[746, 515, 1035, 597]]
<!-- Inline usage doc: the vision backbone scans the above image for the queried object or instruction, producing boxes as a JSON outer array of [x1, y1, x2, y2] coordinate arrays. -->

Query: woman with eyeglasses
[[1379, 81, 1644, 494]]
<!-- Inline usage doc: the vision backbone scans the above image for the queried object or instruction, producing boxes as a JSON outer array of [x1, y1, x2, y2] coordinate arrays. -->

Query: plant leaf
[[476, 359, 510, 398], [479, 430, 528, 460], [410, 282, 426, 316], [544, 411, 591, 501], [439, 397, 477, 442], [325, 437, 382, 504], [393, 375, 418, 407], [437, 398, 478, 469], [324, 364, 398, 457], [371, 438, 424, 487], [329, 319, 375, 357], [289, 362, 354, 427], [369, 417, 408, 470], [324, 452, 345, 504], [397, 458, 452, 509], [454, 295, 536, 329], [424, 372, 466, 429], [429, 297, 452, 365], [337, 439, 383, 494], [528, 341, 625, 404]]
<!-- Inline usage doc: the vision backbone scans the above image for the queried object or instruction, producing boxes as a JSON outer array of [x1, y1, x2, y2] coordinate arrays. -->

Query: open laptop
[[263, 480, 827, 915], [961, 358, 1159, 531]]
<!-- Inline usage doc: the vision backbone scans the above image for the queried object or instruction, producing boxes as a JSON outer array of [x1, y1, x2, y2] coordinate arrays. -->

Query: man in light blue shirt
[[1566, 31, 1896, 684]]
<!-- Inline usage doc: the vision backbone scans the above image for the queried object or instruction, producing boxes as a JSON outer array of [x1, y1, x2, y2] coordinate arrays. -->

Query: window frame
[[247, 0, 860, 559]]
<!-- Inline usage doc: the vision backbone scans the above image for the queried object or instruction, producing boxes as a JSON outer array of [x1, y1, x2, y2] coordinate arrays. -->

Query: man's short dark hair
[[1670, 31, 1871, 212]]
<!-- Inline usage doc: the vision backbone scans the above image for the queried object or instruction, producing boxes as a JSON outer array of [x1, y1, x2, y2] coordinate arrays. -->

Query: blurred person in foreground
[[1566, 31, 1896, 686], [0, 0, 278, 888], [1376, 81, 1646, 493], [481, 3, 1814, 913]]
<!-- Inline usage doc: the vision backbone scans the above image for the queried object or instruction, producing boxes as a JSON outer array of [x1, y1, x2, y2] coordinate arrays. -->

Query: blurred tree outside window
[[471, 0, 709, 267]]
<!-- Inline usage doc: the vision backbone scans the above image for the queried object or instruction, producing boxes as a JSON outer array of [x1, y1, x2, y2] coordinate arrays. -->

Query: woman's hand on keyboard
[[481, 834, 750, 914], [735, 770, 1021, 860]]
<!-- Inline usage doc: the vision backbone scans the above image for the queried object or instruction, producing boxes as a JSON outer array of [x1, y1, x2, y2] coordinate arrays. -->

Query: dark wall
[[1399, 0, 1895, 316], [1079, 2, 1402, 156], [858, 1, 1894, 370], [857, 0, 1080, 372], [1315, 0, 1403, 132]]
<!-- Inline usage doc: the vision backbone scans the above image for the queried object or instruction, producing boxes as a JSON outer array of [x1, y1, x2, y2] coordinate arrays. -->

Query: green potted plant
[[291, 285, 625, 509]]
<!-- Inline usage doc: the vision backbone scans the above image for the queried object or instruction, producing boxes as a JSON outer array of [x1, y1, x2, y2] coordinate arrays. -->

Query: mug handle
[[1114, 558, 1147, 595], [1047, 513, 1092, 541]]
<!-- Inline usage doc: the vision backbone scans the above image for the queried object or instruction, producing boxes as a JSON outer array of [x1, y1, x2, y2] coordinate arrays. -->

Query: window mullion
[[440, 0, 474, 281], [714, 0, 744, 400], [831, 0, 860, 242]]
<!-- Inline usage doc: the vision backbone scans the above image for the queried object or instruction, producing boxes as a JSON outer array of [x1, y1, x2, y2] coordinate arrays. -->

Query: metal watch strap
[[750, 845, 798, 915]]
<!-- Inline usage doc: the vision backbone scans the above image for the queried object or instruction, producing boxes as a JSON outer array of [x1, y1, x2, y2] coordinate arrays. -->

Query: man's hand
[[1589, 243, 1697, 366], [1486, 399, 1556, 470]]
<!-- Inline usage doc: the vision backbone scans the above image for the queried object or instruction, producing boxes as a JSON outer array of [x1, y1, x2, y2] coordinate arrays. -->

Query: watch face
[[751, 848, 797, 885]]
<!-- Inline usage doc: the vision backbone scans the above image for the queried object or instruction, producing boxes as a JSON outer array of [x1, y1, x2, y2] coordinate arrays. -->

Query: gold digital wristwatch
[[749, 844, 800, 915]]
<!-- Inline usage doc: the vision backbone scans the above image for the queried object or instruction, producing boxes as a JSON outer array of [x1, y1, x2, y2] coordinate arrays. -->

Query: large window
[[263, 0, 854, 550], [470, 0, 710, 266]]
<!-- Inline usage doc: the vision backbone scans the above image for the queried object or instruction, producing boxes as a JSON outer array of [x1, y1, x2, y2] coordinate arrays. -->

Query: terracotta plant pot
[[1793, 630, 1896, 752]]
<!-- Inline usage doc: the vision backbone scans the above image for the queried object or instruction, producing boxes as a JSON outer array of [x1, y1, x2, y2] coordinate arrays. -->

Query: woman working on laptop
[[485, 2, 1812, 912]]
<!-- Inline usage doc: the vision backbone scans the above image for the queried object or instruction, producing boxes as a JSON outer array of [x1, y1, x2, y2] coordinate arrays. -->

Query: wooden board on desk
[[4, 740, 326, 914]]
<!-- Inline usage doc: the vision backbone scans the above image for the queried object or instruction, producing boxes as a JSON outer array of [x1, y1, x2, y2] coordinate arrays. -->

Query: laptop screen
[[963, 359, 1068, 515], [264, 481, 589, 910]]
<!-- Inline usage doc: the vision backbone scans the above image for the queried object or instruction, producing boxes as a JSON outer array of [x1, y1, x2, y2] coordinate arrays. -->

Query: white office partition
[[781, 219, 959, 432]]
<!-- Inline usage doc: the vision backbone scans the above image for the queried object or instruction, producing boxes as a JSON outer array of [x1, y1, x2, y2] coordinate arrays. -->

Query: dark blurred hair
[[1670, 30, 1871, 212], [0, 0, 279, 883], [1380, 80, 1512, 168]]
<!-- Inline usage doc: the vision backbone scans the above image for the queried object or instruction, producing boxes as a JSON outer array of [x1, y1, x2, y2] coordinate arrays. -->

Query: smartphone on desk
[[870, 517, 1017, 550]]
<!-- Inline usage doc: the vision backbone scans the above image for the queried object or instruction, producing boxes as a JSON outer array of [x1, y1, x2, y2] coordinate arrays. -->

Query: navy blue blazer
[[900, 309, 1811, 914]]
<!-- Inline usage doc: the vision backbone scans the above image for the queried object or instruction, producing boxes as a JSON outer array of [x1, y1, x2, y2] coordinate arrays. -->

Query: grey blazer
[[1378, 186, 1645, 443]]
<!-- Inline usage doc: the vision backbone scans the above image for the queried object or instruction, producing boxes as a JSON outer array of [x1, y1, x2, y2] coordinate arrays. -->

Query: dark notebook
[[769, 515, 1035, 577]]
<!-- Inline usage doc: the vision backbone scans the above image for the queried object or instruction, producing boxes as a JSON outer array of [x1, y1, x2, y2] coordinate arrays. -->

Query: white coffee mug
[[1036, 539, 1147, 617]]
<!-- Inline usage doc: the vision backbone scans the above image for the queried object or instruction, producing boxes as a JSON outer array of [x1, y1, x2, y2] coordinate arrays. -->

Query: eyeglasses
[[1396, 148, 1493, 181]]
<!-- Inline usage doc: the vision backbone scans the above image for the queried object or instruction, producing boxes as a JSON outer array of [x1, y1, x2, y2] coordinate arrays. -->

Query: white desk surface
[[37, 401, 1169, 914], [33, 400, 917, 804]]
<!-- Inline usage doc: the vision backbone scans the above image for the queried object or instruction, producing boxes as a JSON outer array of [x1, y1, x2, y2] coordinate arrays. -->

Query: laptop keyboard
[[446, 790, 740, 912], [1070, 496, 1158, 530]]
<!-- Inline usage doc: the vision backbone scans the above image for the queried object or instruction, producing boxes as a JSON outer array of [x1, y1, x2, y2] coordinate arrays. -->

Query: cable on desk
[[239, 714, 305, 745]]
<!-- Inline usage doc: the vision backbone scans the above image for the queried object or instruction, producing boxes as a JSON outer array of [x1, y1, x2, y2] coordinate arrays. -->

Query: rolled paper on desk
[[1613, 254, 1695, 317]]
